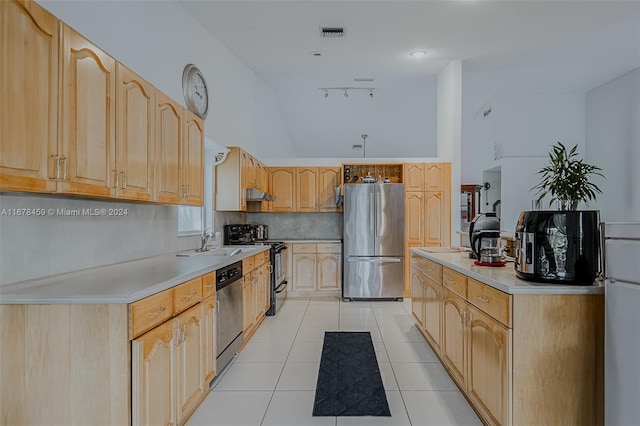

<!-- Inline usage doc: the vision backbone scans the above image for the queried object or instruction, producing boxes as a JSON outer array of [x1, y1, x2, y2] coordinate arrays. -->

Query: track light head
[[369, 89, 374, 98], [324, 89, 328, 98], [344, 89, 348, 98]]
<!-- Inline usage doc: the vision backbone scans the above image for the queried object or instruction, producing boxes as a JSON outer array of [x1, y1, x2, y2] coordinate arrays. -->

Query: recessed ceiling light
[[311, 51, 322, 57], [409, 51, 428, 58]]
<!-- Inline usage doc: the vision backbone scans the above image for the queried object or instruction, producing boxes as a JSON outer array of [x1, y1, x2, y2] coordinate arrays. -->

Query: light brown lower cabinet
[[242, 252, 270, 343], [132, 301, 207, 426], [289, 243, 342, 297], [411, 254, 603, 426]]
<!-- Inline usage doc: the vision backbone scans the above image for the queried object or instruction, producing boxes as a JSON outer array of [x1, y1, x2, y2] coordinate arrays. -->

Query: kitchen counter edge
[[0, 246, 270, 305], [410, 248, 603, 295]]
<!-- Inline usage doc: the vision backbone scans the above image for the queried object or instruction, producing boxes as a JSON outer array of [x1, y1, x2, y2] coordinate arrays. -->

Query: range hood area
[[246, 188, 276, 202]]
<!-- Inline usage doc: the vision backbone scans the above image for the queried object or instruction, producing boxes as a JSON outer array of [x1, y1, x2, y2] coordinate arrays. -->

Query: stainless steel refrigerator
[[343, 183, 405, 300]]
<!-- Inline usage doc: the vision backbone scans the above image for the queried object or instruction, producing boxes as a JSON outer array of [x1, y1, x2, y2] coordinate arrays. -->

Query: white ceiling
[[180, 0, 640, 157]]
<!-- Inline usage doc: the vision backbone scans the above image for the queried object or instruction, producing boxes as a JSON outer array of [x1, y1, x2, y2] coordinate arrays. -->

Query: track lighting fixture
[[318, 87, 376, 99]]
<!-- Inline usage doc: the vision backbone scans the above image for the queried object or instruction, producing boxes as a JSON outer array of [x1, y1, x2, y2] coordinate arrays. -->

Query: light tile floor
[[187, 298, 481, 426]]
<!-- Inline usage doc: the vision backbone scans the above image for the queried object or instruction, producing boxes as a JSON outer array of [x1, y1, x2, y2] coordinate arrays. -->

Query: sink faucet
[[198, 228, 214, 252]]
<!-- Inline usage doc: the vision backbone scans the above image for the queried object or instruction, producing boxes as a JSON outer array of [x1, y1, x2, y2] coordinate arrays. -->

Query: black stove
[[223, 224, 288, 316]]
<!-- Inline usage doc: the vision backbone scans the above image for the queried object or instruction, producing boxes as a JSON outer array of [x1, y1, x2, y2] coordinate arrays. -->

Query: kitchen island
[[0, 246, 269, 426], [410, 248, 603, 426]]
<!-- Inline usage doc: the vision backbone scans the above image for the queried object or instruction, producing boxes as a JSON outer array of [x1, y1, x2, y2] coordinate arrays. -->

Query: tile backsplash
[[247, 212, 343, 240]]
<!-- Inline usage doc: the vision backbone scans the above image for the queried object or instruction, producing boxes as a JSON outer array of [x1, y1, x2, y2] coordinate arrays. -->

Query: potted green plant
[[532, 142, 604, 210]]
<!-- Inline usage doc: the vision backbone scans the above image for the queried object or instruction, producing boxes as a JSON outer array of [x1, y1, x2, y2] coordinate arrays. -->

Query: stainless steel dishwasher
[[215, 261, 243, 371]]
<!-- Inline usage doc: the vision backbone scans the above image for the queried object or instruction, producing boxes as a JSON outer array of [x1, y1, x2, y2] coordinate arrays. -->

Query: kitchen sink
[[176, 247, 252, 257]]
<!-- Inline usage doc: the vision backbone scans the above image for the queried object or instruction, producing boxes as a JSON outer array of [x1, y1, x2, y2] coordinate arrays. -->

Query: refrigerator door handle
[[369, 192, 375, 236], [347, 257, 402, 263], [376, 191, 382, 238]]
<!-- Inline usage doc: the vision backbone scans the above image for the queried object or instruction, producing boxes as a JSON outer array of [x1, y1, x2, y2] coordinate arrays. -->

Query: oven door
[[275, 247, 287, 285]]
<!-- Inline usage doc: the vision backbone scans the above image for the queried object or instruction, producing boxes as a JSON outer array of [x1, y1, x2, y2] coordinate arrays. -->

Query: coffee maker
[[469, 213, 505, 265], [514, 210, 600, 284]]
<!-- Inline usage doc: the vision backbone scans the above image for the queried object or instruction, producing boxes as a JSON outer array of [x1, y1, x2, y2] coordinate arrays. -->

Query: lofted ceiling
[[180, 0, 640, 158]]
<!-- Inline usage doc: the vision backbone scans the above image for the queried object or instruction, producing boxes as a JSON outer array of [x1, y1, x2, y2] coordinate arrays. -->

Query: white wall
[[462, 71, 587, 185], [38, 0, 294, 157], [586, 68, 640, 221], [273, 75, 438, 158], [438, 61, 463, 244]]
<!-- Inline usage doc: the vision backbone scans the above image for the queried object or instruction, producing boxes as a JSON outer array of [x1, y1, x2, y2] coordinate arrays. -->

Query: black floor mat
[[312, 331, 391, 417]]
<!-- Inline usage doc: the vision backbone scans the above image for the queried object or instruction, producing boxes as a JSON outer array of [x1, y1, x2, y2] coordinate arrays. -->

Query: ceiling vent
[[320, 27, 346, 38]]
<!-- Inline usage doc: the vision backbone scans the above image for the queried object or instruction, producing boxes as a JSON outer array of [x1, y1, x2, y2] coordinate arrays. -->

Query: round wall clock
[[182, 64, 209, 119]]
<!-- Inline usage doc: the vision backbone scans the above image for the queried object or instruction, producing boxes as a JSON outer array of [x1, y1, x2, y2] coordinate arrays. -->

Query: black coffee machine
[[514, 210, 600, 284], [469, 213, 504, 265]]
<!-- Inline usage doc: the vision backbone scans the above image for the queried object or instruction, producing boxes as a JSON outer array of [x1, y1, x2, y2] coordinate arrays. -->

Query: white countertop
[[283, 239, 342, 244], [0, 246, 270, 305], [411, 248, 604, 295]]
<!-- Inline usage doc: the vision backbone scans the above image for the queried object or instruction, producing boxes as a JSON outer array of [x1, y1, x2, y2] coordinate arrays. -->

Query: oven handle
[[274, 281, 288, 294]]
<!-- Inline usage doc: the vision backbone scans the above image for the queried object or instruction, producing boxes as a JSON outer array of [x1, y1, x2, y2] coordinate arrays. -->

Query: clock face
[[182, 64, 209, 119], [190, 72, 208, 116]]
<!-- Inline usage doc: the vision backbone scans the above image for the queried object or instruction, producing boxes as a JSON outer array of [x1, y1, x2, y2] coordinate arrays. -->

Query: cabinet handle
[[148, 306, 166, 316], [477, 295, 490, 303], [446, 278, 455, 285], [112, 170, 119, 189], [215, 300, 220, 313], [181, 324, 187, 344], [204, 284, 214, 289], [120, 171, 127, 189], [182, 291, 198, 300], [465, 309, 472, 327]]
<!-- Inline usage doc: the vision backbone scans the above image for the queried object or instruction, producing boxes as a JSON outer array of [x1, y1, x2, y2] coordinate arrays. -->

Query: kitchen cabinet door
[[424, 163, 446, 191], [131, 320, 176, 426], [317, 253, 341, 290], [423, 276, 443, 355], [424, 191, 448, 246], [404, 163, 424, 191], [155, 91, 182, 204], [242, 274, 254, 335], [292, 254, 316, 291], [269, 167, 295, 212], [296, 167, 318, 212], [318, 167, 341, 212], [411, 268, 425, 330], [406, 191, 424, 244], [0, 0, 58, 193], [174, 304, 205, 423], [181, 110, 204, 206], [202, 295, 217, 385], [466, 304, 511, 426], [58, 23, 116, 197], [441, 288, 467, 390], [115, 63, 155, 201]]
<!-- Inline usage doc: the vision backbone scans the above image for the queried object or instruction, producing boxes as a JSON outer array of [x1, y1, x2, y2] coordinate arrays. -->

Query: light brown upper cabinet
[[0, 0, 59, 193], [425, 163, 448, 191], [318, 167, 341, 212], [216, 147, 267, 211], [58, 23, 116, 198], [295, 167, 318, 212], [155, 91, 182, 204], [115, 63, 155, 201], [269, 167, 295, 212], [181, 110, 204, 206], [404, 163, 424, 192]]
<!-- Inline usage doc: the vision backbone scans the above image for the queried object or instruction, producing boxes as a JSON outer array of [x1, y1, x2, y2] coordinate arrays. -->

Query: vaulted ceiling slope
[[180, 0, 640, 158]]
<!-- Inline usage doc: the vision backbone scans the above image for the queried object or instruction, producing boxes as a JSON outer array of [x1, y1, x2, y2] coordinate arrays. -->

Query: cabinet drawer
[[412, 257, 442, 282], [443, 268, 467, 298], [317, 243, 341, 254], [202, 272, 215, 297], [130, 289, 173, 338], [174, 277, 203, 314], [243, 256, 255, 272], [293, 243, 316, 254], [467, 278, 511, 327], [255, 250, 269, 267]]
